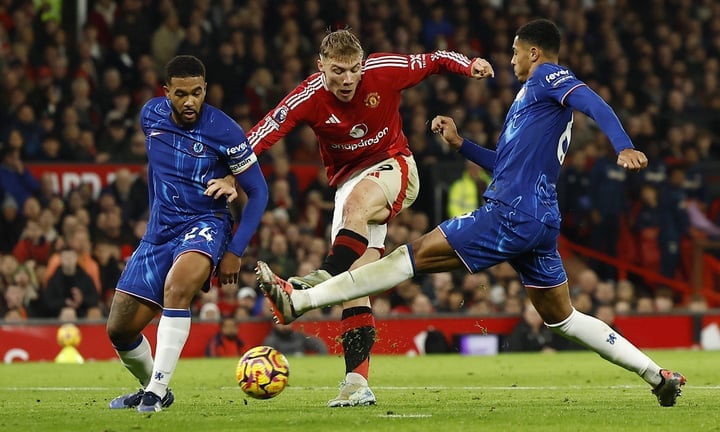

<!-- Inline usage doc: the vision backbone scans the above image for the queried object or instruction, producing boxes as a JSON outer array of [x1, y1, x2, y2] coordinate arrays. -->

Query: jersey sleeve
[[246, 76, 320, 155], [537, 64, 634, 153], [564, 86, 634, 153], [221, 117, 268, 256], [225, 162, 268, 257], [139, 101, 152, 134], [224, 127, 258, 175], [366, 51, 474, 90]]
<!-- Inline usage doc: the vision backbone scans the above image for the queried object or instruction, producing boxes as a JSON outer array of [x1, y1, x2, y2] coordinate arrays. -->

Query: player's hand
[[616, 148, 648, 171], [470, 58, 494, 79], [218, 251, 241, 285], [205, 175, 238, 202], [430, 115, 463, 150]]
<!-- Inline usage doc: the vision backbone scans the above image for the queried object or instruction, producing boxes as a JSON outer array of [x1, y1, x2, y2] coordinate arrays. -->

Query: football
[[236, 345, 290, 399], [56, 323, 82, 348]]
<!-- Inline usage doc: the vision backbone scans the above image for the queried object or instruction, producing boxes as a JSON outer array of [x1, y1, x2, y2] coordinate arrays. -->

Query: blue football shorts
[[438, 200, 567, 288], [116, 216, 231, 307]]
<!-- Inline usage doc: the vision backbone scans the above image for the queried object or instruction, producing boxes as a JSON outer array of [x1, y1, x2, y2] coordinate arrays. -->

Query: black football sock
[[340, 306, 376, 380], [321, 229, 368, 276]]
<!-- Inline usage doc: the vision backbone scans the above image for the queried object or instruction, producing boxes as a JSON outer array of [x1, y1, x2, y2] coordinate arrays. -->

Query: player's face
[[164, 76, 206, 127], [318, 55, 363, 103], [511, 37, 534, 82]]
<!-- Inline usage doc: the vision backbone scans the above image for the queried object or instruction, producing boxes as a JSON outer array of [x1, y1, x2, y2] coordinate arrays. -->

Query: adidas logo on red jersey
[[325, 114, 341, 124]]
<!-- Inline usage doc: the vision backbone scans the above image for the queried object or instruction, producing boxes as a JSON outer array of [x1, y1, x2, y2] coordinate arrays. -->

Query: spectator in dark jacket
[[504, 299, 559, 353], [657, 166, 690, 278], [0, 146, 40, 209], [588, 143, 629, 279], [0, 194, 24, 253], [262, 322, 328, 356], [42, 247, 100, 318]]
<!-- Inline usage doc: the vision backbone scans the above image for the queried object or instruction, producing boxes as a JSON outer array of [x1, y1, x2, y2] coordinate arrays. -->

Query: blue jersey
[[140, 97, 258, 244], [443, 63, 633, 285], [484, 63, 586, 229]]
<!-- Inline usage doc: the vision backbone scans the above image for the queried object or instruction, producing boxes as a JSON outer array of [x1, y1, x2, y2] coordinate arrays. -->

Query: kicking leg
[[259, 228, 462, 317]]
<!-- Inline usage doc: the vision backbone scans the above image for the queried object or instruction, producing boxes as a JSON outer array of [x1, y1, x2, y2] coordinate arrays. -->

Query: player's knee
[[164, 283, 199, 306], [106, 319, 135, 346]]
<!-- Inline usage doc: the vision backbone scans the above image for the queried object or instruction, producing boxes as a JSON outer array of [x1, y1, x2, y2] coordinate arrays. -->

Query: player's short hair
[[319, 29, 363, 62], [165, 55, 206, 84], [516, 19, 561, 55]]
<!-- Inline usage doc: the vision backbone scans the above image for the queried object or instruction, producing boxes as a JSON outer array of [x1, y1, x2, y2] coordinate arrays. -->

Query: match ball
[[56, 323, 81, 348], [236, 345, 290, 399]]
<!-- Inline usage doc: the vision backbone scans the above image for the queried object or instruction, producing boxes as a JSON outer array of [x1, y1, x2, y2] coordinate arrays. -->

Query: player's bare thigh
[[342, 155, 419, 229], [106, 291, 159, 344], [343, 178, 392, 228], [164, 251, 213, 308], [409, 227, 464, 273]]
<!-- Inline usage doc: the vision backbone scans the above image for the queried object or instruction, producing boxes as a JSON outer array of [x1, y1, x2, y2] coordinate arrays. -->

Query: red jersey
[[248, 51, 475, 186]]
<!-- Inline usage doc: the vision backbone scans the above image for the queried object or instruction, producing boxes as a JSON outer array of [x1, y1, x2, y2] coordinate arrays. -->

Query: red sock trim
[[333, 234, 368, 257], [342, 312, 375, 333], [354, 359, 370, 379], [342, 312, 375, 380]]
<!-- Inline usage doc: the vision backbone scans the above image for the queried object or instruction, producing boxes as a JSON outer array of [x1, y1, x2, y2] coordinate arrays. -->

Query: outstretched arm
[[430, 115, 496, 172], [565, 86, 647, 171]]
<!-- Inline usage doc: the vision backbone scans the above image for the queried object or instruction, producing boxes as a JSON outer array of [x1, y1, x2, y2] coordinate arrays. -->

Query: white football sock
[[547, 308, 662, 386], [115, 335, 153, 387], [145, 310, 191, 397], [296, 245, 415, 312], [345, 372, 368, 386]]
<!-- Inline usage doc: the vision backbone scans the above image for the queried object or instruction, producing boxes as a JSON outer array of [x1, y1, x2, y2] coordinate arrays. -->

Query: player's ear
[[530, 47, 539, 61], [317, 58, 323, 72]]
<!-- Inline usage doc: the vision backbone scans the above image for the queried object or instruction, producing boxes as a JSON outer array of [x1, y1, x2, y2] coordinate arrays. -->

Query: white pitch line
[[0, 387, 115, 391], [2, 385, 719, 391]]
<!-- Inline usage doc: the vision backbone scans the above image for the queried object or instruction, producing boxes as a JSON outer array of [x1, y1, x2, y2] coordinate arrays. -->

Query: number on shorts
[[184, 226, 214, 242]]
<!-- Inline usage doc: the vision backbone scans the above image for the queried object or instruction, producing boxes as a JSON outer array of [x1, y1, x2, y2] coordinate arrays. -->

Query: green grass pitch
[[1, 350, 717, 432]]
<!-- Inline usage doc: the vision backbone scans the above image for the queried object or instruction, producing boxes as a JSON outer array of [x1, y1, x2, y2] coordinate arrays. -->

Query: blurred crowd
[[1, 0, 720, 325]]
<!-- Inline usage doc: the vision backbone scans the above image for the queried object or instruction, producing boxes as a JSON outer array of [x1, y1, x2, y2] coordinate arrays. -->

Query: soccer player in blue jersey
[[257, 19, 686, 407], [106, 55, 268, 412]]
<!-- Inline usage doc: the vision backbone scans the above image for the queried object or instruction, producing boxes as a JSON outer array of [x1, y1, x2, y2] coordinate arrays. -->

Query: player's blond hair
[[319, 29, 363, 62]]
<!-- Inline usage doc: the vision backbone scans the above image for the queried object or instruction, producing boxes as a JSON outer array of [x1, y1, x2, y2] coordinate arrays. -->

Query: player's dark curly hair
[[164, 55, 206, 84], [516, 19, 561, 55]]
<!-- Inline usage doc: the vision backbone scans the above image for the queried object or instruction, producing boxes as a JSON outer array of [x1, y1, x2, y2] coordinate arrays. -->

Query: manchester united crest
[[364, 92, 380, 108]]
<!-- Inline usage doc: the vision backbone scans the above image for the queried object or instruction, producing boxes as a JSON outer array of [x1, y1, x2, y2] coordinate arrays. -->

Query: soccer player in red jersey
[[247, 29, 493, 407]]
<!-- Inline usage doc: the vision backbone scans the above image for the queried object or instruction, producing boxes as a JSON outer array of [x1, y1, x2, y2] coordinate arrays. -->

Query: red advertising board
[[25, 162, 322, 199], [26, 163, 143, 199], [2, 313, 716, 363]]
